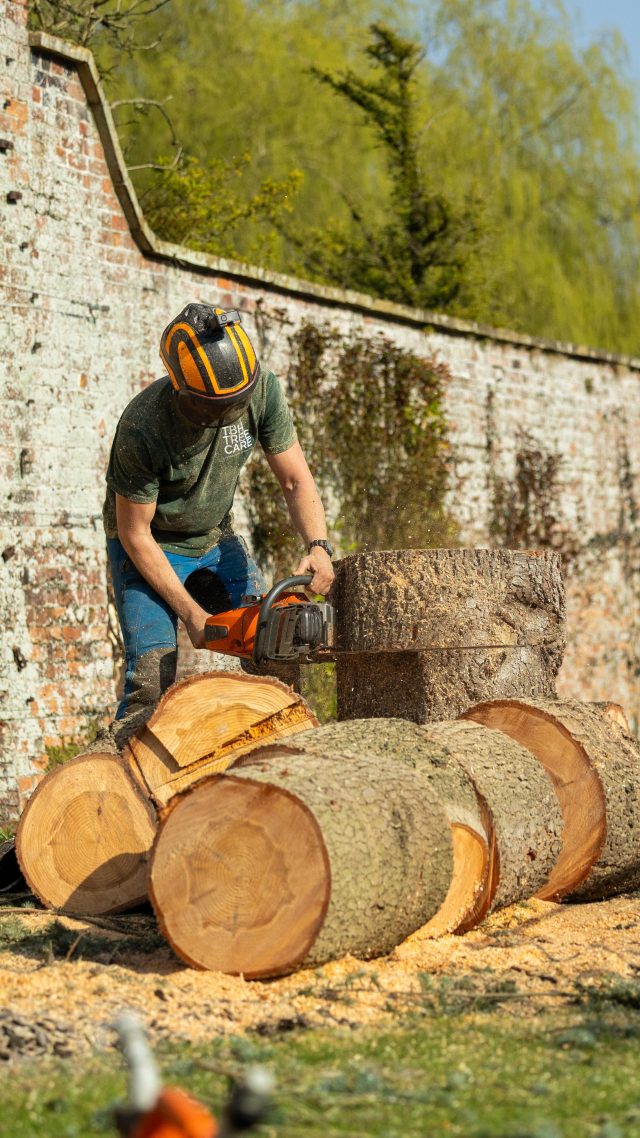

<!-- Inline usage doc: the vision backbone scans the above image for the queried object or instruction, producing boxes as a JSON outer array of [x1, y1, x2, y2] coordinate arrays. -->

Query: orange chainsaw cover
[[132, 1087, 218, 1138]]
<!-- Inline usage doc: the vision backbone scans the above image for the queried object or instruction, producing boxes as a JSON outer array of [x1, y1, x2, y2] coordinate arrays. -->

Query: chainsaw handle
[[254, 575, 313, 665]]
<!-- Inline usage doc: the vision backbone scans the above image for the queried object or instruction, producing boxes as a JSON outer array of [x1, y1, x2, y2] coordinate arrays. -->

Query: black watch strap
[[307, 539, 334, 559]]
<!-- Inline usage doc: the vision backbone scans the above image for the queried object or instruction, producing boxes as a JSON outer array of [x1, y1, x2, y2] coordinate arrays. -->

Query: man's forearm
[[282, 478, 328, 546], [119, 531, 204, 626]]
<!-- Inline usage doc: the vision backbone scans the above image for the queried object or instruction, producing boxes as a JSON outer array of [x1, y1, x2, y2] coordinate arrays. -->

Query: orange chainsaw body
[[203, 589, 307, 659]]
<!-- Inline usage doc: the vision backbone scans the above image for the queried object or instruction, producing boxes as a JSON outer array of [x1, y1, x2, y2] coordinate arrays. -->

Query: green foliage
[[293, 23, 484, 311], [33, 2, 640, 351], [300, 663, 337, 725], [141, 153, 303, 266], [28, 0, 169, 50], [44, 718, 102, 772], [243, 318, 457, 574], [488, 429, 579, 565]]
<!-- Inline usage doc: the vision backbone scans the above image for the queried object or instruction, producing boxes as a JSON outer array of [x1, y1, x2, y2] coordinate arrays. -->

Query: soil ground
[[2, 890, 640, 1061]]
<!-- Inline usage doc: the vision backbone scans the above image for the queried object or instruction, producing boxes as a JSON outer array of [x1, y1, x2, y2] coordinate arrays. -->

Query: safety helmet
[[159, 303, 260, 420]]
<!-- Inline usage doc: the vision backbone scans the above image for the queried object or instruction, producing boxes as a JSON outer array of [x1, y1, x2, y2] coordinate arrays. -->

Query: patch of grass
[[45, 718, 103, 772], [3, 1013, 640, 1137]]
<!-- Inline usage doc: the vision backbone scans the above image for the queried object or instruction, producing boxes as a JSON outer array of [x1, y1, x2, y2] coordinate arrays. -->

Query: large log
[[149, 750, 454, 977], [289, 719, 490, 935], [422, 720, 564, 910], [331, 549, 565, 721], [336, 645, 559, 723], [462, 698, 640, 900], [331, 548, 566, 653], [123, 671, 318, 807], [15, 753, 156, 914]]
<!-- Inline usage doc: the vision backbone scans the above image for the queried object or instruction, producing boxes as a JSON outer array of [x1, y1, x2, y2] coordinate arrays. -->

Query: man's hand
[[183, 606, 210, 650], [294, 546, 335, 595], [116, 494, 211, 650]]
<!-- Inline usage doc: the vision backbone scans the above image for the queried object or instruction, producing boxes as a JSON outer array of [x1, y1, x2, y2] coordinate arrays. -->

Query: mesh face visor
[[175, 386, 255, 428]]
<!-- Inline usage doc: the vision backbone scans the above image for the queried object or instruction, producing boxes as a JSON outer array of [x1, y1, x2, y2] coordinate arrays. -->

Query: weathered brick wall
[[1, 0, 639, 819]]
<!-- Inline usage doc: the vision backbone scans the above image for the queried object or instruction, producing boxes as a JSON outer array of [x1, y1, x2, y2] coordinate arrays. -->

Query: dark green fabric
[[103, 370, 297, 555]]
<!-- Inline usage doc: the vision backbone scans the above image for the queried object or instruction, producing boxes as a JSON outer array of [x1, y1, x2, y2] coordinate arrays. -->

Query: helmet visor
[[176, 389, 253, 429]]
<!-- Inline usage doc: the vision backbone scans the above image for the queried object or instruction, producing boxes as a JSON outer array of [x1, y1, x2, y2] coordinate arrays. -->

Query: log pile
[[15, 672, 318, 915], [13, 548, 640, 978]]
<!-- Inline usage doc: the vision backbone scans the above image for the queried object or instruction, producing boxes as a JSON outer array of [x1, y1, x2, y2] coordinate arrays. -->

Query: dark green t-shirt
[[102, 370, 297, 554]]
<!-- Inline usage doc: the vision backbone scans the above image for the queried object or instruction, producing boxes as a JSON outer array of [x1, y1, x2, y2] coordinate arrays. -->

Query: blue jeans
[[107, 534, 266, 722]]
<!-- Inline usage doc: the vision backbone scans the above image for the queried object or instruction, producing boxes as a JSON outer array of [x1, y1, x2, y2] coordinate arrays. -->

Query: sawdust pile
[[2, 893, 640, 1062]]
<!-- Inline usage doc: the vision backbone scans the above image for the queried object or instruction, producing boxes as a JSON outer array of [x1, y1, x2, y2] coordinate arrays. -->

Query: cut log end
[[462, 700, 606, 900], [126, 671, 318, 804], [149, 775, 331, 978], [414, 822, 489, 940], [16, 753, 156, 915]]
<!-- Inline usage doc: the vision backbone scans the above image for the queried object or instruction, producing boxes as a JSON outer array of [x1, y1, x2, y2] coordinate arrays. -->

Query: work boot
[[111, 647, 178, 751]]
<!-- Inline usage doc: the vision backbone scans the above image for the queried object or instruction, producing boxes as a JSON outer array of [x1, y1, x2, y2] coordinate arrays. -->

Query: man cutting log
[[101, 302, 335, 744]]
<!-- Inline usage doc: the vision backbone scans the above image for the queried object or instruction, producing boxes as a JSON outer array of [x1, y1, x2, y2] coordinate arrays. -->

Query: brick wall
[[1, 0, 639, 819]]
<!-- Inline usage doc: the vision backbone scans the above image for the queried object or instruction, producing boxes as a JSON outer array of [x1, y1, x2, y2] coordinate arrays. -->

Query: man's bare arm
[[115, 495, 209, 648], [266, 442, 335, 594]]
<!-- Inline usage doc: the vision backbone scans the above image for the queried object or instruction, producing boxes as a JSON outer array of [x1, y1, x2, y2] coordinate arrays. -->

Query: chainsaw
[[200, 574, 336, 666]]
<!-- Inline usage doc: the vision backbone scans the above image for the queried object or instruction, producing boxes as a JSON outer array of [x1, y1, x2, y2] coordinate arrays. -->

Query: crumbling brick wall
[[1, 0, 639, 818]]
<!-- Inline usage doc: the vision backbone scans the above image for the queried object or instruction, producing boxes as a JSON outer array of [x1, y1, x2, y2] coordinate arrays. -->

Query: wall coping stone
[[29, 29, 640, 373]]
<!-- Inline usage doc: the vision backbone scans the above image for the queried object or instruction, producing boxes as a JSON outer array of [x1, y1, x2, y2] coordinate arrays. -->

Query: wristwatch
[[307, 539, 334, 559]]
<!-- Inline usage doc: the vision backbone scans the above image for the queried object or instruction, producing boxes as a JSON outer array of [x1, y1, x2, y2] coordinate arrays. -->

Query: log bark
[[331, 548, 566, 654], [123, 671, 318, 807], [332, 549, 565, 722], [15, 753, 156, 915], [149, 750, 454, 977], [336, 645, 559, 723], [422, 720, 564, 910], [287, 718, 490, 935], [462, 698, 640, 900]]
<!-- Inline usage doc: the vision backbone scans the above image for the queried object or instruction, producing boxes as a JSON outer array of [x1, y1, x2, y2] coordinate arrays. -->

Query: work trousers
[[106, 534, 266, 745]]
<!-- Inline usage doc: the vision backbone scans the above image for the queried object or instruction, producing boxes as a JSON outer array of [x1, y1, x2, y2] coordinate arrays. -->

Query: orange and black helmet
[[160, 304, 260, 421]]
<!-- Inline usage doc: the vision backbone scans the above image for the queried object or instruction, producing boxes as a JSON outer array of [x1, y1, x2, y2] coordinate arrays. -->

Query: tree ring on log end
[[149, 776, 331, 978], [462, 700, 606, 900], [15, 753, 156, 915]]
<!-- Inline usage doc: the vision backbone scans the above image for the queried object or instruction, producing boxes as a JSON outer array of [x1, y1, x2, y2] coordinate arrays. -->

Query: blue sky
[[569, 0, 640, 88]]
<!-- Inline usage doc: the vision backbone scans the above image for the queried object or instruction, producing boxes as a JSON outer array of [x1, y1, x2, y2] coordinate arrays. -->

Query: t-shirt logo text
[[222, 423, 254, 455]]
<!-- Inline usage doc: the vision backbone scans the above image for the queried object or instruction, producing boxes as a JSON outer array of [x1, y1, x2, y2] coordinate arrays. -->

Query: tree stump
[[422, 720, 564, 910], [15, 753, 156, 915], [462, 698, 640, 900], [331, 549, 565, 721], [123, 671, 318, 807], [289, 718, 490, 935], [149, 750, 453, 977]]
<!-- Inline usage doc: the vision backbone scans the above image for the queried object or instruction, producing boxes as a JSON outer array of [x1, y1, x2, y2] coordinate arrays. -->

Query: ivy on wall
[[243, 319, 458, 575], [488, 426, 579, 569]]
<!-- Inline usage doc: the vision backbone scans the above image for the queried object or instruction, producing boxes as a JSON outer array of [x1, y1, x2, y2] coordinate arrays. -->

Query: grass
[[3, 1010, 640, 1137]]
